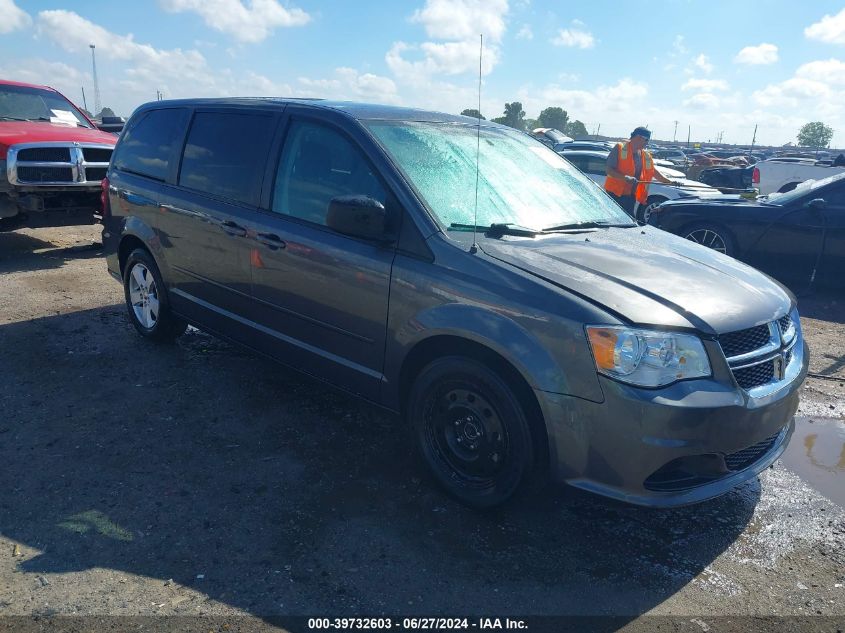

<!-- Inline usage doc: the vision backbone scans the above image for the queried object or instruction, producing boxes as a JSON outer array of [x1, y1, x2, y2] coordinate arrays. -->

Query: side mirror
[[326, 195, 389, 241], [806, 198, 826, 211]]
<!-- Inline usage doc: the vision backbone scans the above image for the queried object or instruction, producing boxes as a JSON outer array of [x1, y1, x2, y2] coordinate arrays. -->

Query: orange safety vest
[[604, 141, 655, 205]]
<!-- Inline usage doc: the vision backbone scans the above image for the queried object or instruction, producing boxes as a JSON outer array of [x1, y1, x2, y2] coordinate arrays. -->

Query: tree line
[[460, 103, 589, 138]]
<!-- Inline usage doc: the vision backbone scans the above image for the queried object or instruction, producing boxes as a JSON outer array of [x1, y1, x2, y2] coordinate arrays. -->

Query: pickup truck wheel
[[123, 249, 187, 342], [638, 196, 666, 223], [408, 357, 534, 508], [684, 223, 736, 256]]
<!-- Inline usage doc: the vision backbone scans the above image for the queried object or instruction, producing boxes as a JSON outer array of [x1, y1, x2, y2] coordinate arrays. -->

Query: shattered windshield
[[366, 121, 631, 230]]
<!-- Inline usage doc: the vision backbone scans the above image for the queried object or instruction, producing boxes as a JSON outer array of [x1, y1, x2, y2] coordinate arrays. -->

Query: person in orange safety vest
[[605, 127, 676, 217]]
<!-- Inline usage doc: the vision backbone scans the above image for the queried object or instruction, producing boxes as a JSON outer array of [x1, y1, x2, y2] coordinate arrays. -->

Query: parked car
[[558, 149, 721, 222], [530, 127, 572, 151], [557, 140, 616, 152], [0, 79, 116, 228], [753, 159, 845, 195], [651, 148, 689, 166], [95, 115, 126, 135], [696, 165, 754, 193], [103, 98, 807, 508], [649, 171, 845, 290]]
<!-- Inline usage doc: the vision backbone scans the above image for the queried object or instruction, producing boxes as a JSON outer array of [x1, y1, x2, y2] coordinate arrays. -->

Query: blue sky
[[1, 0, 844, 146]]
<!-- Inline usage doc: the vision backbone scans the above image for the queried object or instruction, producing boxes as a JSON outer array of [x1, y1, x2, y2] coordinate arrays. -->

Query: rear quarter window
[[113, 108, 189, 181]]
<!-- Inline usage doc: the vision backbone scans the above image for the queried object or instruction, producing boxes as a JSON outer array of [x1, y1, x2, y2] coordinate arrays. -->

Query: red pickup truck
[[0, 79, 117, 228]]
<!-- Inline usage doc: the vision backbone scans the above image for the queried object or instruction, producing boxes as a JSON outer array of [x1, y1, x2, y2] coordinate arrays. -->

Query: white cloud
[[551, 26, 595, 49], [410, 0, 509, 43], [805, 7, 845, 44], [159, 0, 310, 44], [683, 93, 721, 109], [0, 58, 87, 102], [752, 77, 831, 107], [682, 78, 729, 92], [734, 43, 778, 65], [298, 67, 400, 104], [32, 11, 303, 115], [693, 54, 713, 74], [672, 35, 687, 56], [517, 78, 647, 122], [0, 0, 30, 33], [386, 40, 498, 79], [516, 24, 533, 40], [796, 58, 845, 84], [389, 0, 507, 90]]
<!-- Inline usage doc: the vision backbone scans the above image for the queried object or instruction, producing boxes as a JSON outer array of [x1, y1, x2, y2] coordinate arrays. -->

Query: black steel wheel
[[408, 356, 535, 508], [123, 248, 187, 342]]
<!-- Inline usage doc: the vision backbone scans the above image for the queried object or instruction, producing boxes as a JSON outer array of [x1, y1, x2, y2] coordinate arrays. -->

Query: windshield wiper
[[449, 222, 542, 237], [0, 116, 28, 121], [543, 220, 636, 231]]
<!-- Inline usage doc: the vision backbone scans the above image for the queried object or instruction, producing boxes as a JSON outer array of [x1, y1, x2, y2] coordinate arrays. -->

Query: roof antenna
[[470, 33, 483, 255]]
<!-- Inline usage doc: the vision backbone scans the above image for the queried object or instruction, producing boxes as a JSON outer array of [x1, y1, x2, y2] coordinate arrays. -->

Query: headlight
[[586, 326, 711, 387]]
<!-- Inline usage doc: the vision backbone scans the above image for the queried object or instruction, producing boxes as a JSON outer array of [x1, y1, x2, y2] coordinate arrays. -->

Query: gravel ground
[[0, 226, 843, 632]]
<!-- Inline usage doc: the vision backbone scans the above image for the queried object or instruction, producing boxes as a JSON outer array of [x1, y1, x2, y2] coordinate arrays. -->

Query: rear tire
[[123, 248, 187, 342], [407, 356, 535, 508]]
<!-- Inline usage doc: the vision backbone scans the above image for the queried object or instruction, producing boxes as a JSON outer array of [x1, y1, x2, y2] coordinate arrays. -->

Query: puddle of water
[[780, 416, 845, 508]]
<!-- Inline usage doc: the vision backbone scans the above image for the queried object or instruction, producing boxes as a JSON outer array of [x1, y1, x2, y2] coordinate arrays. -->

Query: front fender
[[386, 302, 605, 410]]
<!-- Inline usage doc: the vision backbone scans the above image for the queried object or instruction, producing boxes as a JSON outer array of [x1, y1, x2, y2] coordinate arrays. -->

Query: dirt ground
[[0, 225, 843, 632]]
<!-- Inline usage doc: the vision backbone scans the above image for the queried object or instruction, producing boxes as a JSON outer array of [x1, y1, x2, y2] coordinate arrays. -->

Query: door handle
[[220, 220, 247, 237], [256, 232, 286, 249]]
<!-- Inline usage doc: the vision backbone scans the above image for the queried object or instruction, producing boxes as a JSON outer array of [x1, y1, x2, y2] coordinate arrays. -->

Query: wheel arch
[[116, 217, 172, 280], [397, 334, 550, 472]]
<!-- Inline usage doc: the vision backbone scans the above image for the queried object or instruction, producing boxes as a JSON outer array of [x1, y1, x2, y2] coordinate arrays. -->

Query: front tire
[[683, 223, 736, 256], [123, 248, 187, 342], [407, 357, 535, 508], [638, 196, 666, 223]]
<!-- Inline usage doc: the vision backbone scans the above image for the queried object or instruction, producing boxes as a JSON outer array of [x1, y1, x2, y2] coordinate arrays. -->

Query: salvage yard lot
[[0, 226, 843, 629]]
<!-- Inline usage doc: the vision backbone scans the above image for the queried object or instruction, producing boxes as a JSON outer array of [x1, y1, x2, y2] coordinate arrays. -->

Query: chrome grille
[[17, 147, 70, 162], [719, 324, 770, 358], [720, 311, 802, 397], [16, 166, 74, 182], [82, 147, 112, 163], [7, 142, 114, 186], [85, 167, 107, 181], [733, 361, 775, 390]]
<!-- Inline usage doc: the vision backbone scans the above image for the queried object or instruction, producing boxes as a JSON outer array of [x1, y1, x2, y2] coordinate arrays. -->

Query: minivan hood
[[480, 226, 791, 334], [0, 121, 116, 157]]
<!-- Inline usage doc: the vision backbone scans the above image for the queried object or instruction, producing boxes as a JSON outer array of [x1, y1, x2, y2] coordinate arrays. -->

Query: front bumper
[[537, 341, 808, 507]]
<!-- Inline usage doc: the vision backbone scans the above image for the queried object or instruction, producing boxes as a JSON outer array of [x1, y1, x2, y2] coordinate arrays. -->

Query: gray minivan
[[101, 99, 808, 508]]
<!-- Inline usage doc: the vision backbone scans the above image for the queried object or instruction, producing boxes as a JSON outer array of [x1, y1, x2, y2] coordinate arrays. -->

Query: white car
[[559, 149, 721, 222]]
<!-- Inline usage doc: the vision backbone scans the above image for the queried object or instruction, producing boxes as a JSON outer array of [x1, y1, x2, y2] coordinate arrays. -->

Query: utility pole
[[673, 120, 678, 143], [89, 44, 101, 117], [595, 123, 600, 139], [749, 124, 758, 154], [686, 125, 691, 148], [81, 87, 88, 113]]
